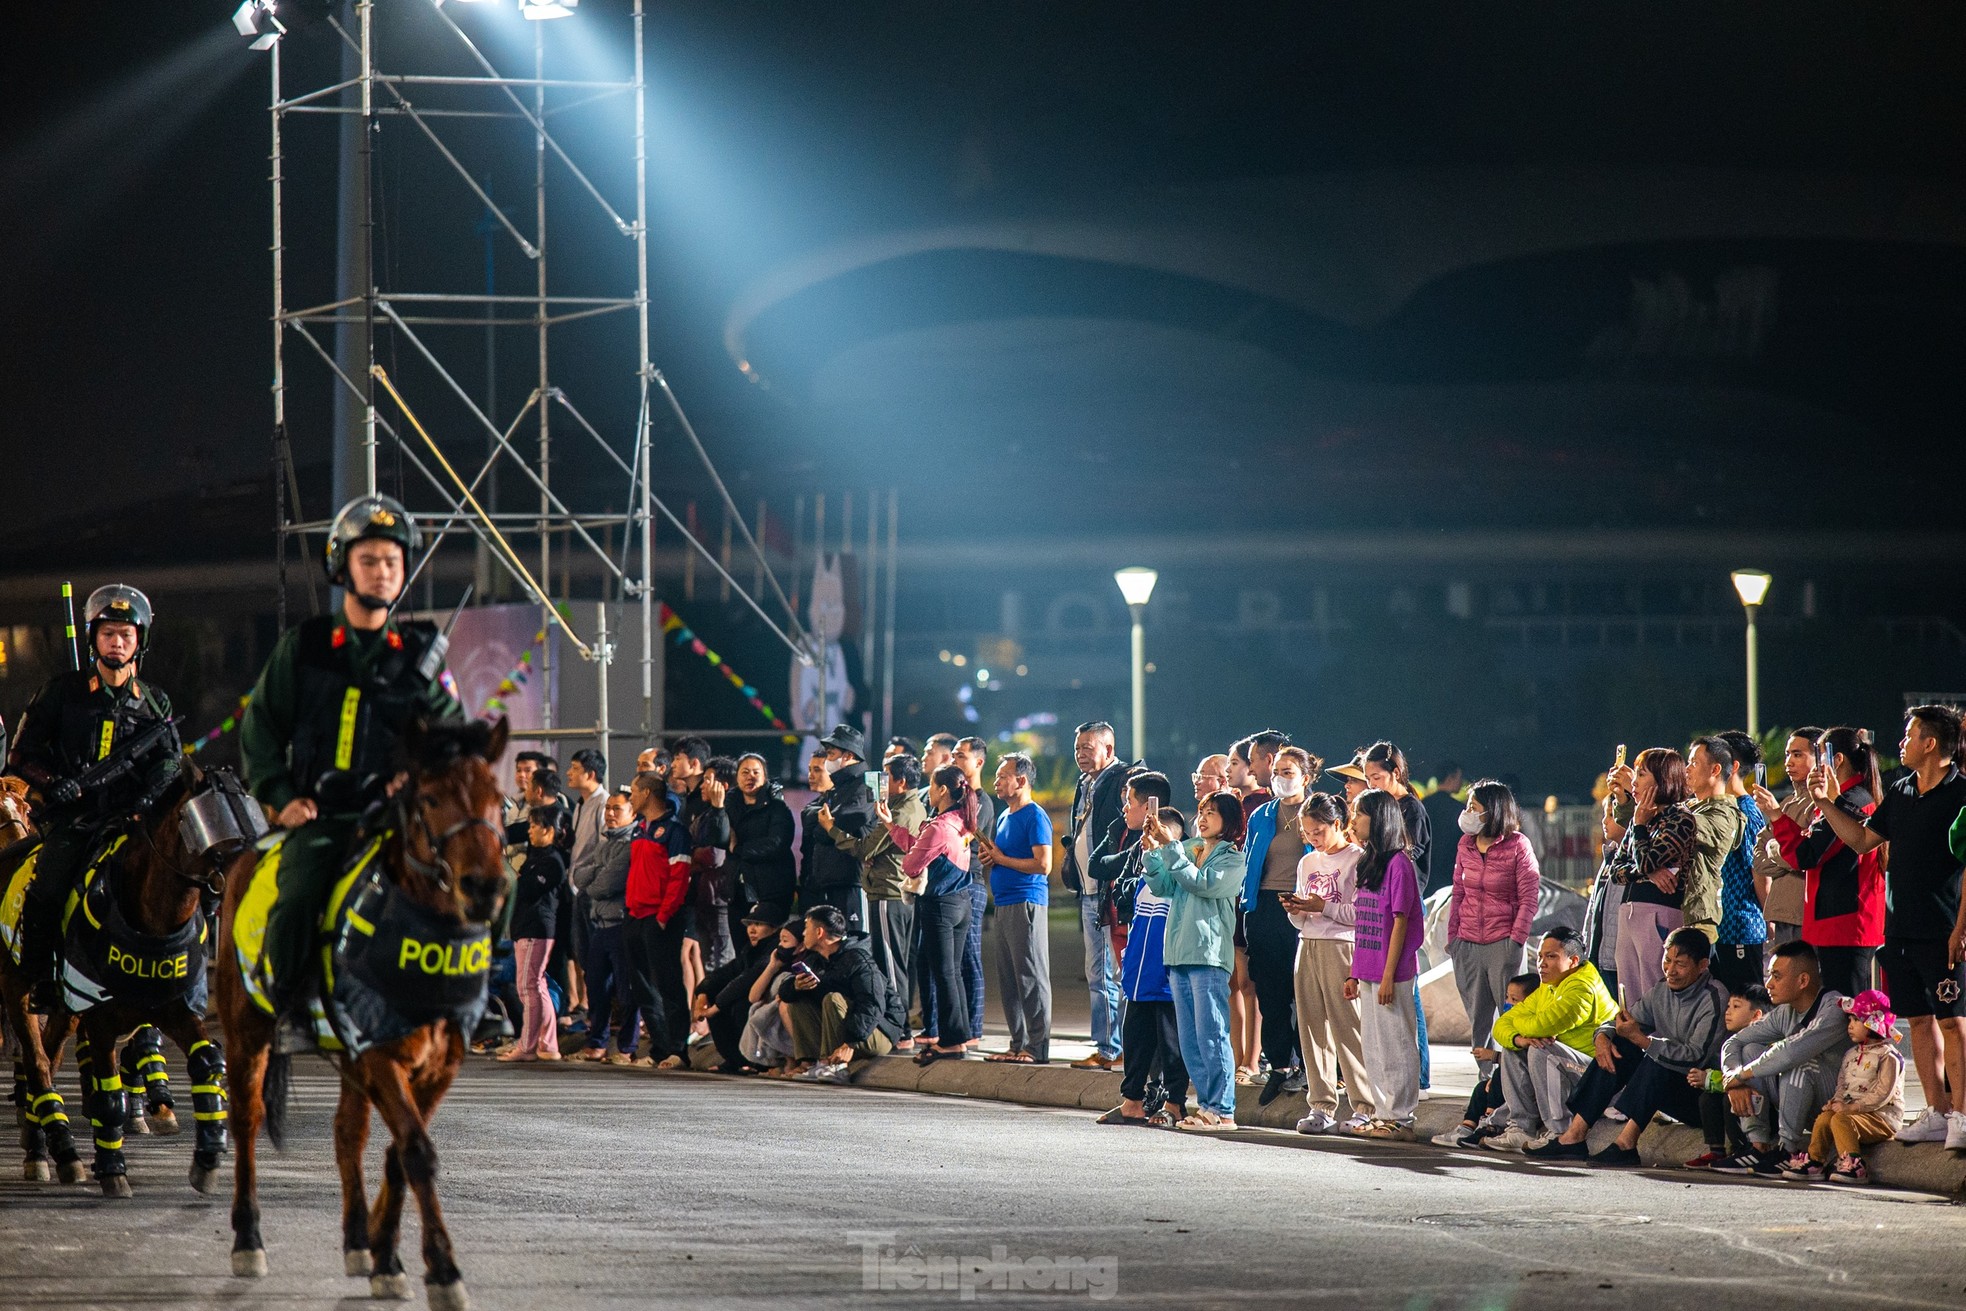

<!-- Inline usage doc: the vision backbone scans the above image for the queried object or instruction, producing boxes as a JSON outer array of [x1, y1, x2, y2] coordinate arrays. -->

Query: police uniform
[[5, 587, 177, 988], [238, 496, 461, 1005]]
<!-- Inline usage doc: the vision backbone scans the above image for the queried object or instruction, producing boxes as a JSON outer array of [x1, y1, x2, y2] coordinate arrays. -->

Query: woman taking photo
[[1281, 792, 1372, 1134], [1140, 790, 1248, 1132], [1446, 780, 1541, 1077], [1603, 747, 1695, 997], [886, 764, 980, 1065]]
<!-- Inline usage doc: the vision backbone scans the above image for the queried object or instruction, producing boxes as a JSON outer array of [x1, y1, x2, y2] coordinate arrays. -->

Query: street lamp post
[[1731, 569, 1772, 737], [1114, 568, 1158, 762]]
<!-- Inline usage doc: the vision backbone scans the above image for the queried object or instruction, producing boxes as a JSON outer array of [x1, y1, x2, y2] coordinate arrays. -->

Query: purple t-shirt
[[1352, 851, 1423, 984]]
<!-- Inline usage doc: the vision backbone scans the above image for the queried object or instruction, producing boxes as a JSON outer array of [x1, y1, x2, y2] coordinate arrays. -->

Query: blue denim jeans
[[966, 883, 988, 1042], [581, 920, 637, 1055], [1080, 896, 1122, 1060], [1415, 979, 1430, 1090], [1169, 964, 1235, 1117]]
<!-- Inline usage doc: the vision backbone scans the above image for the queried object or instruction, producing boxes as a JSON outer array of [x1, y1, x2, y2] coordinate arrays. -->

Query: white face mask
[[1272, 775, 1304, 800], [1458, 808, 1484, 836]]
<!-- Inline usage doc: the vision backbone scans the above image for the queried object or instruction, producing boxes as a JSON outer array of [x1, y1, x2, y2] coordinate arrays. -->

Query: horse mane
[[401, 717, 503, 777]]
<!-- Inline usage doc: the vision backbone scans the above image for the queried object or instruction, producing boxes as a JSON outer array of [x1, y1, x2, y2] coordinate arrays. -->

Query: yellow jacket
[[1491, 961, 1618, 1055]]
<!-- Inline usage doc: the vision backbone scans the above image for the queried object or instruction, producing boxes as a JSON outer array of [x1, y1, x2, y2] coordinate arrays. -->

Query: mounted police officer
[[6, 585, 178, 1008], [239, 494, 460, 1044]]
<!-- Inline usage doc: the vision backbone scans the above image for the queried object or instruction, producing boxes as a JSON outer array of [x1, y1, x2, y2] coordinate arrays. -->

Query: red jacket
[[626, 813, 690, 925], [1771, 780, 1885, 949]]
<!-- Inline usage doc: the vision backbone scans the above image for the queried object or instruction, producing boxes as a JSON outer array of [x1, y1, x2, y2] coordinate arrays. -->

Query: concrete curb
[[638, 1048, 1966, 1199]]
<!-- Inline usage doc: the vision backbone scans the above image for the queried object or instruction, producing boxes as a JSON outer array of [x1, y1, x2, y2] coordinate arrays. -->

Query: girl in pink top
[[882, 765, 980, 1062]]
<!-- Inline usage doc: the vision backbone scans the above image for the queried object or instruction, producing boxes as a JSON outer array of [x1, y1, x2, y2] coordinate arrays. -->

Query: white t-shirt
[[1291, 844, 1363, 942]]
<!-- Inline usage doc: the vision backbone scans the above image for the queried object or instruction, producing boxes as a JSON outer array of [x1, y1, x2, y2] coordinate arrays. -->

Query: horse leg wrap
[[186, 1039, 229, 1159], [86, 1068, 128, 1178], [127, 1028, 174, 1112], [29, 1089, 76, 1162]]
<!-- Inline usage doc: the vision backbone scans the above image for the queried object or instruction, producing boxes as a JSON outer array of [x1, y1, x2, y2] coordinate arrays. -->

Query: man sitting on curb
[[694, 903, 787, 1074], [1527, 927, 1728, 1165], [779, 905, 901, 1083], [1484, 926, 1619, 1152], [1712, 940, 1851, 1175]]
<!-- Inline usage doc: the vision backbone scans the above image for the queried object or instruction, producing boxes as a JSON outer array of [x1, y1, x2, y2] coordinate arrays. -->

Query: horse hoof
[[345, 1249, 373, 1277], [23, 1159, 50, 1182], [426, 1280, 471, 1311], [101, 1173, 132, 1199], [146, 1107, 181, 1136], [127, 1114, 151, 1136], [58, 1160, 87, 1185], [370, 1272, 413, 1300], [232, 1248, 269, 1278], [188, 1162, 221, 1194]]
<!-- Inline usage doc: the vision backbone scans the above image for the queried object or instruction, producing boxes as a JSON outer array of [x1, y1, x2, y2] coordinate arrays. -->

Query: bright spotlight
[[232, 0, 285, 50], [520, 0, 578, 18]]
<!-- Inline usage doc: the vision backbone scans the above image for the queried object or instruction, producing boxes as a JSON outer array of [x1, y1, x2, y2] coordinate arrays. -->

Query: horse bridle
[[396, 786, 501, 893]]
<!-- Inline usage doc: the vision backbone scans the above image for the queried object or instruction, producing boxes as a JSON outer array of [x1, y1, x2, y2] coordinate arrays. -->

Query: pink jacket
[[1447, 831, 1540, 946]]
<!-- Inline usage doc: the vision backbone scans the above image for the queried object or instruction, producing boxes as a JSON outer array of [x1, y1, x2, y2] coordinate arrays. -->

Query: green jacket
[[1491, 960, 1618, 1055], [240, 615, 460, 814], [1681, 796, 1746, 934], [833, 789, 927, 900], [1143, 837, 1244, 971]]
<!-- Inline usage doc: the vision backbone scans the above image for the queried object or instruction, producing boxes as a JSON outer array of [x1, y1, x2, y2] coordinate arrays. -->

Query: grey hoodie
[[1602, 972, 1727, 1072], [572, 825, 634, 927], [1722, 988, 1851, 1083]]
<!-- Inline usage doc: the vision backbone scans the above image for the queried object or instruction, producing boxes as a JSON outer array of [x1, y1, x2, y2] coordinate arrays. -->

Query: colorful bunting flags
[[659, 602, 795, 740], [185, 692, 253, 754]]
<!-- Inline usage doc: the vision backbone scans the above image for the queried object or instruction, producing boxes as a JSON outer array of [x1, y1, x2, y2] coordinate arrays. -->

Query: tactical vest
[[39, 672, 171, 782], [288, 616, 439, 812]]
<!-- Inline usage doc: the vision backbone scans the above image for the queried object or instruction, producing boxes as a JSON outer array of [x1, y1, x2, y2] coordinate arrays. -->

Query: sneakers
[[1431, 1124, 1480, 1148], [1356, 1119, 1417, 1142], [1896, 1106, 1949, 1143], [1710, 1149, 1774, 1175], [1297, 1110, 1338, 1136], [1589, 1144, 1642, 1168], [1682, 1149, 1727, 1170], [1525, 1137, 1588, 1161], [1482, 1126, 1543, 1153], [1258, 1069, 1291, 1107], [1829, 1154, 1871, 1185], [1780, 1153, 1828, 1181], [796, 1060, 850, 1084], [1282, 1067, 1308, 1094], [1748, 1152, 1793, 1177], [1944, 1112, 1966, 1151]]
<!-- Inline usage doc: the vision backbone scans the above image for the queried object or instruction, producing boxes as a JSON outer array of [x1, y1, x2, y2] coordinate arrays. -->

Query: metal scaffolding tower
[[250, 0, 809, 753]]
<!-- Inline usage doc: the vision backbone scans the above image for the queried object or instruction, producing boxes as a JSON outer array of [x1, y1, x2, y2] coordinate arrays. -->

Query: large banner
[[443, 604, 556, 769]]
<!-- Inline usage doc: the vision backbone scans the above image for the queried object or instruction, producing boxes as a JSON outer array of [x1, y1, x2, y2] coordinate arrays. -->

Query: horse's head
[[392, 716, 510, 927]]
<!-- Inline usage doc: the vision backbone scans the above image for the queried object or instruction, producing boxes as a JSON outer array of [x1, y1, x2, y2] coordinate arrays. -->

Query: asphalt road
[[4, 1059, 1966, 1310]]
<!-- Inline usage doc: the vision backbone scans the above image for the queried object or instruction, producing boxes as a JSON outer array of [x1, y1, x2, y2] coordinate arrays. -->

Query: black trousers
[[1119, 998, 1188, 1108], [1817, 945, 1878, 1001], [706, 1002, 749, 1068], [1612, 1057, 1704, 1131], [867, 897, 915, 1039], [1245, 890, 1301, 1071], [1710, 941, 1764, 993], [623, 914, 687, 1060], [1567, 1035, 1645, 1125], [1699, 1088, 1748, 1153], [915, 891, 971, 1048]]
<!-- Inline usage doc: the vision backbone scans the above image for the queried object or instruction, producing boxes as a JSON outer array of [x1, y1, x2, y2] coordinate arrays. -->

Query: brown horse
[[0, 761, 252, 1196], [217, 716, 507, 1310]]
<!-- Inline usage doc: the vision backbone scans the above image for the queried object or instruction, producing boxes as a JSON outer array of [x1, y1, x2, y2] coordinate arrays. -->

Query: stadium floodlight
[[519, 0, 578, 18], [232, 0, 286, 50]]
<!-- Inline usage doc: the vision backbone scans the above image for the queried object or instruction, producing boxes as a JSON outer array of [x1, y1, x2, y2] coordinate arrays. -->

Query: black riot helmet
[[85, 584, 154, 669], [324, 494, 421, 611]]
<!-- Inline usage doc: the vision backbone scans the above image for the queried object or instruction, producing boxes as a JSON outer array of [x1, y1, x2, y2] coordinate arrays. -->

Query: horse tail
[[261, 1051, 292, 1151]]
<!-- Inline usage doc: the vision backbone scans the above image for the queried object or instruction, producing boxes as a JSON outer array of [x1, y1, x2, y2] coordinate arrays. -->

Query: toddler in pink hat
[[1791, 989, 1904, 1184]]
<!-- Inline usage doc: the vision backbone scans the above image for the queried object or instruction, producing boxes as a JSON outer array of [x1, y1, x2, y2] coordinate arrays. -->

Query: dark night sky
[[5, 2, 1965, 551]]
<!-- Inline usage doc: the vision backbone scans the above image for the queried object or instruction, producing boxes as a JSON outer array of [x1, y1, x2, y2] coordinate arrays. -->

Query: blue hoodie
[[1120, 885, 1172, 1002]]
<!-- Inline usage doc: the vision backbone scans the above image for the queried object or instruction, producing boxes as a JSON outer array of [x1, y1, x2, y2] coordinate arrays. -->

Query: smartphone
[[1145, 802, 1162, 827], [1616, 983, 1628, 1013], [1613, 743, 1627, 771], [789, 960, 818, 981], [864, 770, 883, 793], [1754, 763, 1767, 789]]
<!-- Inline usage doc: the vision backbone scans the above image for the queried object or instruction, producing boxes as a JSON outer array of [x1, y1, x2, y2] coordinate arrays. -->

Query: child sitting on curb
[[1432, 973, 1539, 1148], [1683, 981, 1772, 1169], [1786, 989, 1904, 1184]]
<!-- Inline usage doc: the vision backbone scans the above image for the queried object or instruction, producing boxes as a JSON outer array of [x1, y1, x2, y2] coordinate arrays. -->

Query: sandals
[[1095, 1106, 1151, 1126], [1176, 1110, 1240, 1133], [985, 1050, 1036, 1064], [915, 1046, 967, 1066]]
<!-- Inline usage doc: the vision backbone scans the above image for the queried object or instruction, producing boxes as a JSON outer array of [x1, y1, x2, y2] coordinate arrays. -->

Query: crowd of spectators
[[478, 702, 1966, 1184]]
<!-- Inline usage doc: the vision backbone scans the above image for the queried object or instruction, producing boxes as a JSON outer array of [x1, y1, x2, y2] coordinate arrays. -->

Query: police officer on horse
[[238, 494, 462, 1047], [5, 585, 178, 1010]]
